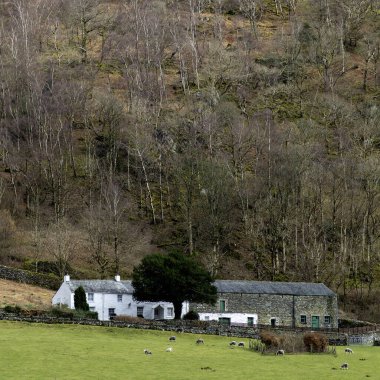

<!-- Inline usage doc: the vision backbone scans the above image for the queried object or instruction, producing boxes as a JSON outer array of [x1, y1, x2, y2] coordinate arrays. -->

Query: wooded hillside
[[0, 0, 379, 306]]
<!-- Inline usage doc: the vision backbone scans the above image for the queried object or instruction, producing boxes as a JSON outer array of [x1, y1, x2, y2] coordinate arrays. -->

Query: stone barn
[[189, 280, 338, 328]]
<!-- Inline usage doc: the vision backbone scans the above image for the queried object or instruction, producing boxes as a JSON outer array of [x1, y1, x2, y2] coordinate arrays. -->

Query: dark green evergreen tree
[[132, 251, 217, 319], [74, 286, 90, 311]]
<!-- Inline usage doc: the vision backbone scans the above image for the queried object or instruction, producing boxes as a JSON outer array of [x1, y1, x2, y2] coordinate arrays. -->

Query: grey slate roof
[[66, 279, 334, 297], [68, 280, 133, 294], [214, 280, 335, 296]]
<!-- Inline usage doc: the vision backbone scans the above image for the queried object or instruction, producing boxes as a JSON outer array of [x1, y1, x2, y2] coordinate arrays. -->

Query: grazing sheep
[[229, 341, 237, 346], [276, 349, 285, 356], [169, 336, 176, 341], [340, 363, 348, 370], [238, 342, 245, 347], [345, 348, 353, 354], [166, 347, 173, 352], [196, 338, 204, 344], [144, 349, 152, 355]]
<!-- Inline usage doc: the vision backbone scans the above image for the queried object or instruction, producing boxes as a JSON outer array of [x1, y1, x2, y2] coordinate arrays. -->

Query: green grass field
[[0, 321, 377, 380]]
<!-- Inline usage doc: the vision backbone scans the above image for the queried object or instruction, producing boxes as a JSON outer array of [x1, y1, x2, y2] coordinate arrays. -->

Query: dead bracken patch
[[0, 279, 54, 310]]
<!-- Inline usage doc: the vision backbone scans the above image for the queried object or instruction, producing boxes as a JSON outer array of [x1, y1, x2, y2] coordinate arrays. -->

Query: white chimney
[[64, 274, 70, 283], [115, 274, 120, 282]]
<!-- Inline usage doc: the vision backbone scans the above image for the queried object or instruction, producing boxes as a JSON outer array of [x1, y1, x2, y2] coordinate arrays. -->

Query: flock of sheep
[[144, 336, 355, 371], [143, 335, 243, 355]]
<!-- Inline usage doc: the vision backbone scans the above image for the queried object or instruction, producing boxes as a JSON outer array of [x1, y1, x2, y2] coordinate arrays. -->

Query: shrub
[[74, 286, 89, 311], [183, 310, 200, 320], [4, 305, 22, 314], [303, 332, 328, 353], [74, 309, 98, 320], [260, 331, 281, 348], [51, 307, 74, 319], [249, 339, 266, 353], [50, 307, 74, 319]]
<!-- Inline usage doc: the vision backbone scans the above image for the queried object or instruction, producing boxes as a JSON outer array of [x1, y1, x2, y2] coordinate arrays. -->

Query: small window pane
[[88, 293, 94, 301], [117, 294, 122, 302], [137, 306, 144, 317], [300, 315, 307, 324], [324, 315, 331, 324], [167, 307, 173, 317]]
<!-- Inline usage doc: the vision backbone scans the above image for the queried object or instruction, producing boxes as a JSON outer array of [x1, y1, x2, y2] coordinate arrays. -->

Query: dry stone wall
[[0, 265, 60, 290]]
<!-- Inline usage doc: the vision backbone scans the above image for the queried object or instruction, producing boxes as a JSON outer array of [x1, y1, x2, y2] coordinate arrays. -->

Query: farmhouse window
[[247, 317, 254, 326], [219, 300, 226, 312], [324, 315, 331, 325], [87, 293, 94, 301], [117, 294, 122, 302], [167, 307, 173, 317], [300, 315, 307, 324], [137, 306, 144, 317], [108, 308, 116, 318]]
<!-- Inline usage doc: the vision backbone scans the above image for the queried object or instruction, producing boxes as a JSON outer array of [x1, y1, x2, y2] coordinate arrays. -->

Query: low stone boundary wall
[[0, 311, 354, 342], [0, 312, 258, 337], [0, 265, 60, 290]]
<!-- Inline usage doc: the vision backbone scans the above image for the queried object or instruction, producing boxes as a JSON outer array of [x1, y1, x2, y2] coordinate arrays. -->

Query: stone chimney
[[64, 274, 70, 283], [115, 274, 120, 282]]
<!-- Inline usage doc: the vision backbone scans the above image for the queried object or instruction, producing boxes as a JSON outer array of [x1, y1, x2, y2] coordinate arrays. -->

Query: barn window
[[300, 315, 307, 324], [247, 317, 254, 326], [117, 294, 122, 302], [137, 306, 144, 317], [87, 293, 94, 301], [219, 300, 226, 312], [219, 317, 231, 325]]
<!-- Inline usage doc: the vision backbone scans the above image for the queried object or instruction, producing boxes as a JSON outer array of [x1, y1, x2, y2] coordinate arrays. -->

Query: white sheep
[[340, 363, 349, 370], [144, 349, 152, 355], [345, 347, 353, 354], [276, 349, 285, 356], [166, 347, 173, 352]]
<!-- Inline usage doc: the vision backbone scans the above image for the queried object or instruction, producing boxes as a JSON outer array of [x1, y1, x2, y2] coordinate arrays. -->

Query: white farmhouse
[[52, 275, 186, 321]]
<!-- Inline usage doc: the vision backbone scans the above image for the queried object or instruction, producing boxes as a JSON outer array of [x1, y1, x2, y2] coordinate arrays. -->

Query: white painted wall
[[52, 282, 73, 308], [198, 312, 258, 326], [52, 281, 189, 321], [88, 292, 135, 321]]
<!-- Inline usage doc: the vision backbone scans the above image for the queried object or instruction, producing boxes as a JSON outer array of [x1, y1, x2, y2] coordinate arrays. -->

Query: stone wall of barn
[[190, 293, 338, 328]]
